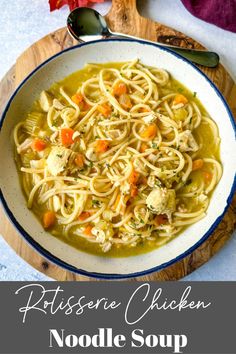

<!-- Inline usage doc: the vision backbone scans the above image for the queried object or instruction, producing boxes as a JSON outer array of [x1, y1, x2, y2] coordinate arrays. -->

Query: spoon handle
[[110, 31, 219, 68]]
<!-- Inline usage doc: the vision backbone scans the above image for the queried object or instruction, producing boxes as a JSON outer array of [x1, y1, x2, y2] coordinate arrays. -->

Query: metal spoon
[[67, 7, 219, 68]]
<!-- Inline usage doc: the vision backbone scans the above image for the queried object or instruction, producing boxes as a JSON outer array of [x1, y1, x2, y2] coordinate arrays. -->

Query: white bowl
[[0, 39, 235, 279]]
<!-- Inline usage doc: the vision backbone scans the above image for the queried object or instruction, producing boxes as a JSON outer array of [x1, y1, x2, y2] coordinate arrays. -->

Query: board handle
[[107, 0, 139, 23], [110, 0, 138, 12], [106, 0, 140, 36]]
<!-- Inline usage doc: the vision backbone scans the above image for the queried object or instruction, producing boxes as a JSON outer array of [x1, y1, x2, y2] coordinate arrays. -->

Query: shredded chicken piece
[[17, 138, 33, 153], [146, 186, 176, 219], [46, 146, 71, 176], [177, 130, 199, 152], [39, 91, 53, 112]]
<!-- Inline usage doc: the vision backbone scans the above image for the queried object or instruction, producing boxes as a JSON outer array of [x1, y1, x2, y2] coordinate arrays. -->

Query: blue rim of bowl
[[0, 38, 235, 280]]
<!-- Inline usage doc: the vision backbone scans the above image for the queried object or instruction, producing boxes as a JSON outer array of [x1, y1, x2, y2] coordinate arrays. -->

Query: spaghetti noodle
[[13, 60, 222, 256]]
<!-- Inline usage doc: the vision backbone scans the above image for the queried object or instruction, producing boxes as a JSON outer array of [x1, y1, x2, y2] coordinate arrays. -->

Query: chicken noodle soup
[[14, 60, 222, 257]]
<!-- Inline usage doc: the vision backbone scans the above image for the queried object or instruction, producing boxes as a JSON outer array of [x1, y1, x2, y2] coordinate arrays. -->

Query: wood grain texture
[[0, 0, 235, 281]]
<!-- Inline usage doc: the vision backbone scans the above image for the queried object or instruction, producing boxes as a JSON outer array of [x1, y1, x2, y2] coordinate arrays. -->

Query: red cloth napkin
[[181, 0, 236, 33], [49, 0, 104, 11]]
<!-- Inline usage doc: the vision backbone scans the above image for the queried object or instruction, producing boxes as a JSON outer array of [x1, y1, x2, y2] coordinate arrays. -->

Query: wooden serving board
[[0, 0, 235, 281]]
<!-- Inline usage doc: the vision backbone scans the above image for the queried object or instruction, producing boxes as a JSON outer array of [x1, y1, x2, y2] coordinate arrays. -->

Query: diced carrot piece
[[31, 138, 47, 152], [192, 159, 204, 171], [173, 94, 188, 105], [141, 123, 158, 139], [140, 143, 148, 153], [119, 94, 132, 109], [97, 104, 112, 117], [74, 153, 84, 168], [81, 102, 91, 111], [130, 185, 138, 198], [83, 224, 93, 236], [71, 93, 83, 105], [154, 214, 168, 226], [78, 211, 91, 221], [203, 171, 212, 183], [140, 107, 150, 113], [60, 128, 74, 147], [113, 82, 127, 96], [42, 211, 56, 229], [96, 140, 110, 153], [129, 169, 140, 185], [72, 93, 91, 111]]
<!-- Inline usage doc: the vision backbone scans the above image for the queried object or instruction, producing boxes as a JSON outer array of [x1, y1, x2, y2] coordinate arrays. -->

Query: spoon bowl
[[67, 7, 220, 68], [67, 7, 109, 40]]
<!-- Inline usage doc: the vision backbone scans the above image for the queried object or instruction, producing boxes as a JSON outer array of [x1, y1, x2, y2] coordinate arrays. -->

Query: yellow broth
[[18, 63, 221, 257]]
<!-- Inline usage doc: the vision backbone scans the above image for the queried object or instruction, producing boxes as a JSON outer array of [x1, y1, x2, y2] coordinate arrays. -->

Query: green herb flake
[[154, 180, 162, 187], [92, 200, 101, 207], [193, 91, 197, 97], [131, 222, 138, 229]]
